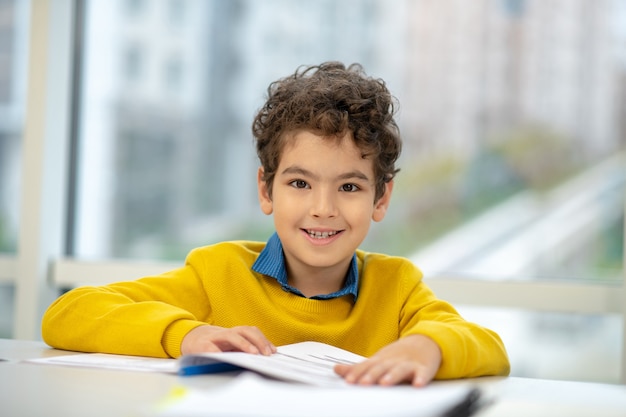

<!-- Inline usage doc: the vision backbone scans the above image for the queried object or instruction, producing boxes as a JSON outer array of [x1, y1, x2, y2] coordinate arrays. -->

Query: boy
[[42, 62, 510, 386]]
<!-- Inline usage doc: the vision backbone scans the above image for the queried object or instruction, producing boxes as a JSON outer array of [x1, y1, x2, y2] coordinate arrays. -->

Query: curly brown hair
[[252, 61, 402, 202]]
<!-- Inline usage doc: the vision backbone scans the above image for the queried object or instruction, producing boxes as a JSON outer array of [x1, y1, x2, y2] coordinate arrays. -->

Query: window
[[123, 0, 146, 17], [0, 0, 29, 254], [0, 0, 30, 338], [166, 0, 186, 27], [163, 54, 183, 92], [74, 0, 625, 275], [122, 44, 144, 83]]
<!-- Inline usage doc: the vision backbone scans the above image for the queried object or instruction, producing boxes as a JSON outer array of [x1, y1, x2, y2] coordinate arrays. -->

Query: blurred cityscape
[[0, 0, 625, 383], [0, 0, 624, 261]]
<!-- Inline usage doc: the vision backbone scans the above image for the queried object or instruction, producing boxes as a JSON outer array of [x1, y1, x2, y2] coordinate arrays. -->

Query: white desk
[[1, 338, 625, 417]]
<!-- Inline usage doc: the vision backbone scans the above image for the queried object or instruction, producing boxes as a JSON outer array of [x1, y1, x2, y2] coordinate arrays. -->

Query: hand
[[334, 334, 442, 387], [181, 325, 276, 356]]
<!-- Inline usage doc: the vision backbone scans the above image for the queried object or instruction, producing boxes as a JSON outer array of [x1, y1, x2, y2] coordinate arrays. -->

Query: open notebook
[[179, 341, 364, 386], [29, 342, 484, 416]]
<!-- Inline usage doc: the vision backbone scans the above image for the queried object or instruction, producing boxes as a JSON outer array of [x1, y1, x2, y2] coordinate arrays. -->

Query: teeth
[[307, 230, 338, 239]]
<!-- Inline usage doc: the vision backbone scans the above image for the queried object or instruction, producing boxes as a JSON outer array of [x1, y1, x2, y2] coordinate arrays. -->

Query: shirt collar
[[252, 232, 359, 301]]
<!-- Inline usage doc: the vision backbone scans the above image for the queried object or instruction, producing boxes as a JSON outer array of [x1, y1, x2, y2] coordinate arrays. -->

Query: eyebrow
[[281, 166, 371, 182]]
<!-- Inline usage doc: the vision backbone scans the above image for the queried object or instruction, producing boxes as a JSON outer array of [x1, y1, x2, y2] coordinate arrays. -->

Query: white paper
[[27, 353, 178, 373], [148, 372, 479, 417], [25, 341, 359, 383], [179, 341, 365, 387]]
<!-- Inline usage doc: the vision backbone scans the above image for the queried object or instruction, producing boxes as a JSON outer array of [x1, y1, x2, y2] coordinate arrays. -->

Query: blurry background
[[0, 0, 624, 383]]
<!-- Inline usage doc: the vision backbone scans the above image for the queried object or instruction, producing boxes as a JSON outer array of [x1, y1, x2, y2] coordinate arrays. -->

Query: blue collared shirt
[[251, 232, 359, 301]]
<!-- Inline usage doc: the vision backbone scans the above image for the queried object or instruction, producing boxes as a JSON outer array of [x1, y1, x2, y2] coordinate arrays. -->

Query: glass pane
[[459, 305, 622, 383], [0, 0, 29, 254], [74, 0, 625, 284], [378, 0, 626, 284], [0, 0, 30, 339]]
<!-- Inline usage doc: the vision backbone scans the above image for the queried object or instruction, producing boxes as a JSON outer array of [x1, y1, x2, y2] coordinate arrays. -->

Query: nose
[[310, 187, 338, 218]]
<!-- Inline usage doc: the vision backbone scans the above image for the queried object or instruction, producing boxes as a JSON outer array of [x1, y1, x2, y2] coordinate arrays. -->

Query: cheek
[[271, 195, 298, 217], [347, 205, 375, 223]]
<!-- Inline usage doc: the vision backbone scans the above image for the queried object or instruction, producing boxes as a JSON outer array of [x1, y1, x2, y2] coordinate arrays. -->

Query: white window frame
[[0, 0, 623, 384]]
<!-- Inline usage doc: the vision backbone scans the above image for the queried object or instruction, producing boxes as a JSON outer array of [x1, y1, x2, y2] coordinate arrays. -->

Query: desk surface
[[1, 338, 625, 417]]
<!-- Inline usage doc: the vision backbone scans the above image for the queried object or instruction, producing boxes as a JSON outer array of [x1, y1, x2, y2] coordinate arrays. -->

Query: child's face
[[257, 130, 392, 279]]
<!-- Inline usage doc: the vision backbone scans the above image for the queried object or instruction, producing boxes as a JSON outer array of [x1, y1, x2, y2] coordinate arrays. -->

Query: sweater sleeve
[[397, 263, 511, 379], [41, 248, 213, 358]]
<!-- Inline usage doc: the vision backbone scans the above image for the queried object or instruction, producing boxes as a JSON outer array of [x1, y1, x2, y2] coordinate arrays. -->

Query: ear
[[257, 167, 273, 215], [372, 180, 393, 222]]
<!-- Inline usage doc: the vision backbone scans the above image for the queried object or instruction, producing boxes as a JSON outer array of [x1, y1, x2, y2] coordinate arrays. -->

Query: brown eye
[[340, 183, 360, 192], [290, 180, 309, 189]]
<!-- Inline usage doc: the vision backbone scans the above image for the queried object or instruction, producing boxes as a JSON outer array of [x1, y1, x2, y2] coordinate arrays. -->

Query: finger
[[335, 362, 368, 384], [334, 363, 351, 377], [340, 360, 388, 385], [233, 326, 276, 355], [412, 373, 428, 387], [339, 360, 424, 387], [196, 341, 222, 353], [412, 364, 437, 387], [379, 363, 433, 387], [378, 364, 418, 386], [212, 331, 263, 354], [354, 361, 396, 386]]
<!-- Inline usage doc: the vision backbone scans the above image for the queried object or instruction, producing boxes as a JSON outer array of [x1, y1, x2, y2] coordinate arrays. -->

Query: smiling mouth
[[304, 229, 341, 239]]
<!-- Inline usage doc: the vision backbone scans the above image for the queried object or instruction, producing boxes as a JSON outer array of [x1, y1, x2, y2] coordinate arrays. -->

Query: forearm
[[400, 279, 510, 379], [404, 321, 510, 379], [42, 286, 203, 358]]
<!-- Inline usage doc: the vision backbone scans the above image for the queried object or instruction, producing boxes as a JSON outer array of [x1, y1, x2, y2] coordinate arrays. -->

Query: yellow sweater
[[42, 240, 510, 379]]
